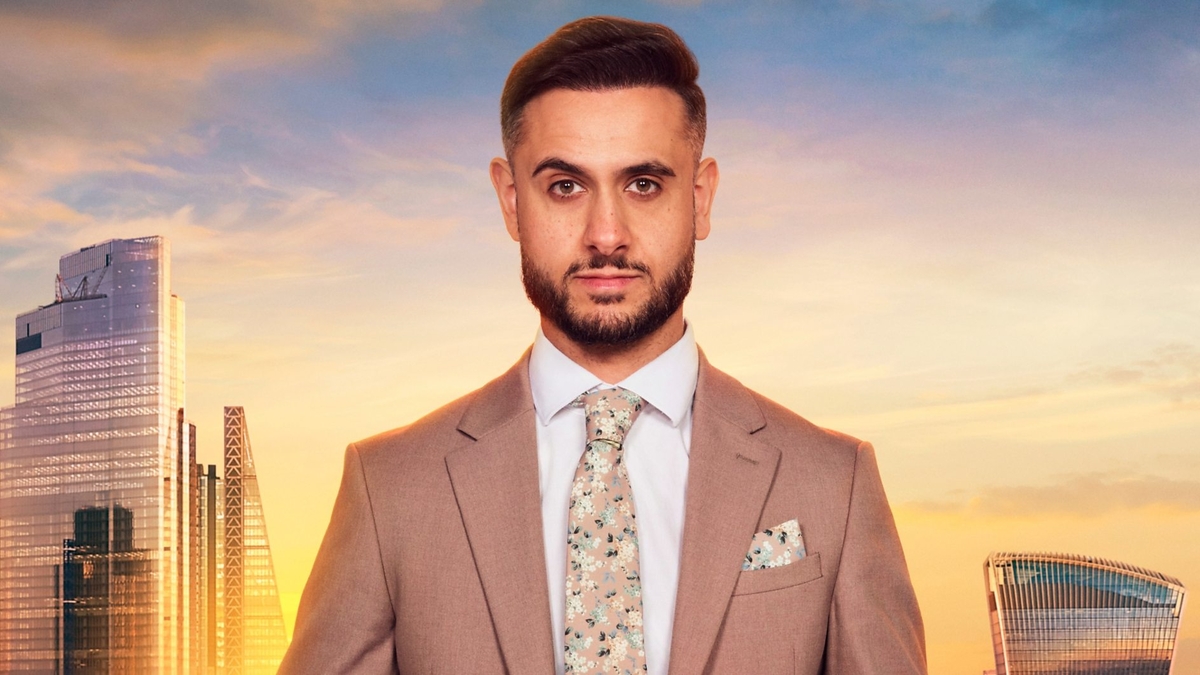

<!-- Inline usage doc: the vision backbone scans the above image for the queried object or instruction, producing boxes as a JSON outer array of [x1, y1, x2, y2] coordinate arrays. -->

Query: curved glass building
[[984, 551, 1186, 675]]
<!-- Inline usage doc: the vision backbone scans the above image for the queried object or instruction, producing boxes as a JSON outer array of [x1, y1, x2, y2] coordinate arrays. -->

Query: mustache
[[563, 254, 651, 280]]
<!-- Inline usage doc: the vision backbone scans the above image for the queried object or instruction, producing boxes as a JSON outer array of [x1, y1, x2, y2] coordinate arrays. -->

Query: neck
[[541, 310, 686, 384]]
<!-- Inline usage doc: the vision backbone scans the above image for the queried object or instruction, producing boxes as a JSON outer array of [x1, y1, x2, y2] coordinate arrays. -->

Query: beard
[[521, 240, 694, 348]]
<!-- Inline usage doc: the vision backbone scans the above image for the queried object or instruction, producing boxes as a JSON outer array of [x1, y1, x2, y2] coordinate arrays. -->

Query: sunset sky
[[2, 1, 1198, 672]]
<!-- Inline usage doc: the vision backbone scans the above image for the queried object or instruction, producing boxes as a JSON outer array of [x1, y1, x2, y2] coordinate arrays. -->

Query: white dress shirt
[[530, 323, 698, 675]]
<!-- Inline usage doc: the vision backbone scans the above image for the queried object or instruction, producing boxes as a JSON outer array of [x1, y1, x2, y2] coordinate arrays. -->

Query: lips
[[574, 272, 639, 292]]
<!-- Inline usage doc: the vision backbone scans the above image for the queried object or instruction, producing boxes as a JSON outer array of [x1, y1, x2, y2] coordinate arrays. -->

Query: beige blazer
[[280, 352, 926, 674]]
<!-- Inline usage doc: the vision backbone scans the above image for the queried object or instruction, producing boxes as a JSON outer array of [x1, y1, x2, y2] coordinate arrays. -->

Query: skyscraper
[[2, 237, 289, 672], [222, 406, 288, 674], [0, 237, 192, 670], [198, 463, 226, 673], [984, 551, 1187, 675]]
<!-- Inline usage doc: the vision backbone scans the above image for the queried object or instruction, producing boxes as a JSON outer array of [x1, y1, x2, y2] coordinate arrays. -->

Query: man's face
[[490, 86, 718, 348]]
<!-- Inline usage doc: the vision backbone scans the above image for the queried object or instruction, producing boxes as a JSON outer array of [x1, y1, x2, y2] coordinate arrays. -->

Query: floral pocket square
[[742, 519, 806, 571]]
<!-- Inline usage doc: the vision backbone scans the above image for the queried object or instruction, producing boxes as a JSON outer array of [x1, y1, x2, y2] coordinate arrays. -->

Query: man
[[281, 16, 925, 675]]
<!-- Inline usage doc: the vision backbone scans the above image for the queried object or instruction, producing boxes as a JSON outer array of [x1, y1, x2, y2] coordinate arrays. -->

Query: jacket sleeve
[[278, 443, 399, 675], [824, 441, 927, 674]]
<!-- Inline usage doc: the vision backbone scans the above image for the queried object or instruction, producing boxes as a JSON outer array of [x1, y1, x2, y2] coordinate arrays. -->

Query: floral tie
[[564, 387, 647, 674]]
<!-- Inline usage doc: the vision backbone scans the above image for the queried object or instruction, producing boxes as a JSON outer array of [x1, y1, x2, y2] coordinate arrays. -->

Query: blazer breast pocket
[[731, 552, 822, 597]]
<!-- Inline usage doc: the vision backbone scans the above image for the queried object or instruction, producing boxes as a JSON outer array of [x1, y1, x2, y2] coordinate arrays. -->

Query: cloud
[[1071, 343, 1200, 409], [0, 0, 305, 42], [908, 473, 1200, 518], [0, 0, 485, 238], [0, 0, 467, 53], [0, 28, 236, 242]]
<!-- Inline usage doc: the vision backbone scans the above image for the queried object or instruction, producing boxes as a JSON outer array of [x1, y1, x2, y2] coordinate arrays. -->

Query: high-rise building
[[198, 463, 226, 673], [1, 237, 289, 672], [984, 551, 1187, 675], [221, 406, 288, 674], [0, 237, 193, 671]]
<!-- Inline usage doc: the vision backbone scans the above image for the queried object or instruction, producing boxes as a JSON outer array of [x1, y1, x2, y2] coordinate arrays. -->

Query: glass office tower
[[985, 551, 1187, 675], [0, 237, 193, 671]]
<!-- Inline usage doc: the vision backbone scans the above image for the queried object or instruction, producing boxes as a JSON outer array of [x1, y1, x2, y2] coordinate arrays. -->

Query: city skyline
[[1, 2, 1198, 673], [0, 237, 287, 671]]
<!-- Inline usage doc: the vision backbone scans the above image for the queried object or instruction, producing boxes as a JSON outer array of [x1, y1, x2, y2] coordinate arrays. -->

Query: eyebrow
[[532, 158, 587, 178], [529, 158, 677, 180], [623, 162, 676, 178]]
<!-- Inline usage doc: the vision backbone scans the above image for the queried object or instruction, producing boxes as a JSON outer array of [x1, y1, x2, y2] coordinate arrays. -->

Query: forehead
[[514, 87, 692, 170]]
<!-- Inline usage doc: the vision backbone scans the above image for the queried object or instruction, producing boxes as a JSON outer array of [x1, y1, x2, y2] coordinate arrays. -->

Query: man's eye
[[550, 180, 582, 197], [627, 178, 660, 195]]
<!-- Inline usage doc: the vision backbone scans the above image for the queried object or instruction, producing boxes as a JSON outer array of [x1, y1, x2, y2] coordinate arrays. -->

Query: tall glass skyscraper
[[984, 551, 1187, 675], [2, 237, 289, 672], [0, 237, 192, 671]]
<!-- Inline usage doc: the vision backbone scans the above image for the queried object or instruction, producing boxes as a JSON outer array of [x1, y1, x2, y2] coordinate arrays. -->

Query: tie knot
[[575, 387, 643, 447]]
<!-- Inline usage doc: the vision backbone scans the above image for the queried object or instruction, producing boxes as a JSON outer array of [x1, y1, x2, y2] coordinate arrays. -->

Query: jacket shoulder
[[703, 360, 865, 472], [349, 351, 532, 468], [753, 390, 863, 452], [754, 391, 864, 480], [352, 387, 479, 462]]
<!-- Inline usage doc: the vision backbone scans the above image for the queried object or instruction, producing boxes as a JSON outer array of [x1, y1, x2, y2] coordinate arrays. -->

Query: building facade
[[985, 551, 1187, 675], [0, 237, 192, 671], [1, 237, 288, 672], [222, 406, 288, 674], [198, 463, 226, 673]]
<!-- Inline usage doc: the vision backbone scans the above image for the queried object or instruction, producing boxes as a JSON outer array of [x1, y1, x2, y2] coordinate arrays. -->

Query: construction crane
[[55, 265, 108, 303]]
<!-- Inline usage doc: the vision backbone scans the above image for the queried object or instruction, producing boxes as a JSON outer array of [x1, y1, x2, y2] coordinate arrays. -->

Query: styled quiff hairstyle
[[500, 16, 706, 162]]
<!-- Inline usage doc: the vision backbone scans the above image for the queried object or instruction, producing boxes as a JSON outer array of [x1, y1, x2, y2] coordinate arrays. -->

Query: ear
[[490, 157, 520, 242], [692, 157, 719, 241]]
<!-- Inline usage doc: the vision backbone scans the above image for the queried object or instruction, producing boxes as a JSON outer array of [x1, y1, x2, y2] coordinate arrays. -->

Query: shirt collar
[[528, 322, 699, 428]]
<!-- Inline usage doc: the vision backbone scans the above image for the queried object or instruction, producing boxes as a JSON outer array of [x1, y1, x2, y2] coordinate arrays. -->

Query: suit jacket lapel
[[668, 354, 780, 675], [445, 352, 556, 674]]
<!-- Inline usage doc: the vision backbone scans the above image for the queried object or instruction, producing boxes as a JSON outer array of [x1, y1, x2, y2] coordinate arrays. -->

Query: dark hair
[[500, 16, 706, 161]]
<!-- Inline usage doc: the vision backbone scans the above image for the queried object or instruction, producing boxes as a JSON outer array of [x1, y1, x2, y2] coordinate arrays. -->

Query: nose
[[582, 188, 630, 257]]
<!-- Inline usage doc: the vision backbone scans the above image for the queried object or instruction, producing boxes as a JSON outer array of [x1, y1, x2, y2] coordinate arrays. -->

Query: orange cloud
[[0, 0, 482, 244], [1070, 343, 1200, 409], [907, 473, 1200, 519]]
